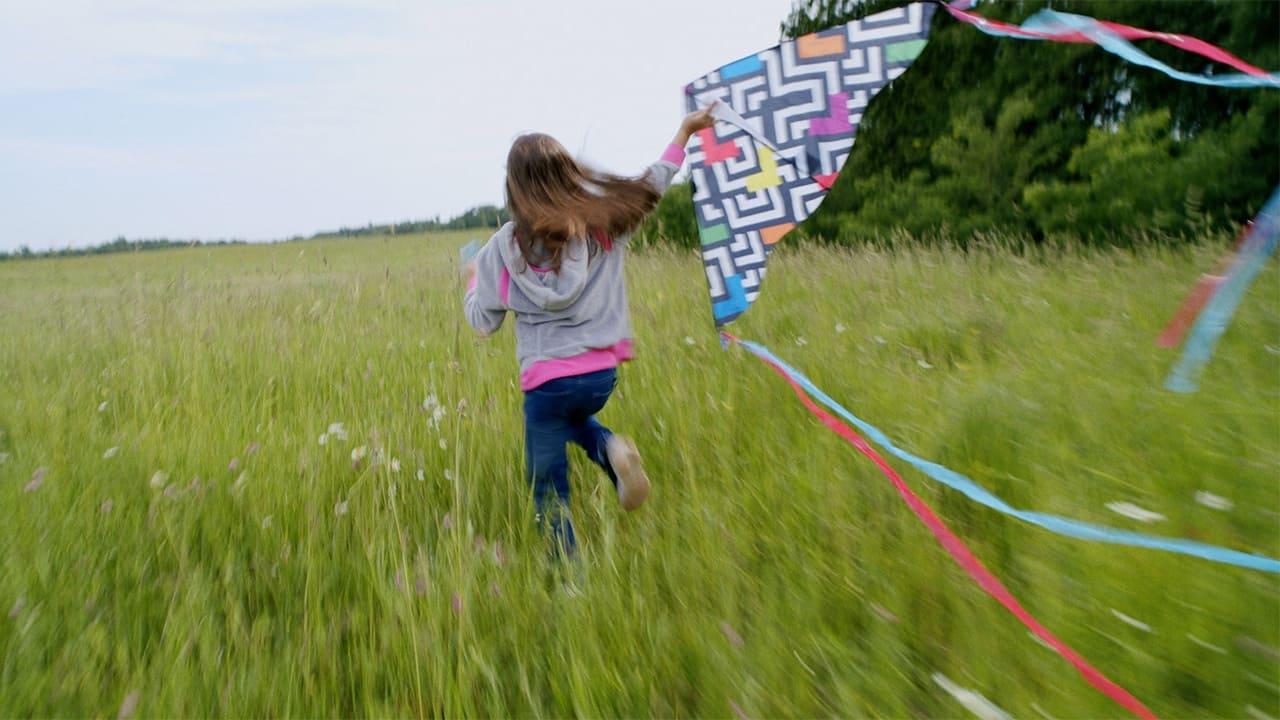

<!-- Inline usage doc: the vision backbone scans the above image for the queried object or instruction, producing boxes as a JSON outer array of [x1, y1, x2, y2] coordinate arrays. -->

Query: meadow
[[0, 231, 1277, 718]]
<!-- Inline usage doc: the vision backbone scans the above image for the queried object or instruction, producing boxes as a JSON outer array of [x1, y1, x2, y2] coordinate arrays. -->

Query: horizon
[[1, 0, 789, 252]]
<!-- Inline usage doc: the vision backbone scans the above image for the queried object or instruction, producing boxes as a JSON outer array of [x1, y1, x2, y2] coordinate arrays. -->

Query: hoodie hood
[[493, 222, 591, 312]]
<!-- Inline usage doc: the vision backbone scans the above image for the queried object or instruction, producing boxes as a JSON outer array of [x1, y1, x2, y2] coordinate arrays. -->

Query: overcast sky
[[0, 1, 791, 251]]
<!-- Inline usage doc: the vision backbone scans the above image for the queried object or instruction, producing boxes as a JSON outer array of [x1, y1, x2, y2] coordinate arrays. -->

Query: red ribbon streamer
[[728, 333, 1157, 719], [942, 2, 1270, 78]]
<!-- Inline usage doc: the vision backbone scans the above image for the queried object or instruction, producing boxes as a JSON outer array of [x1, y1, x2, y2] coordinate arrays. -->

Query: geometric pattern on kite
[[685, 2, 935, 326]]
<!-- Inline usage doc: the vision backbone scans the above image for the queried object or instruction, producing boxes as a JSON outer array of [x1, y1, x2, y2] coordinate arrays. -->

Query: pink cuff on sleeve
[[466, 273, 477, 293], [660, 143, 686, 166]]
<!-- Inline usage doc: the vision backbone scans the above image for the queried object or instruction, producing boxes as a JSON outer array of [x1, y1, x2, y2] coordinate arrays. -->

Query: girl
[[463, 108, 715, 557]]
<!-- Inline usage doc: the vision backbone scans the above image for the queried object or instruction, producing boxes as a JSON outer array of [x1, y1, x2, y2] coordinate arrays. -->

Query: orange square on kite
[[797, 33, 846, 58], [760, 224, 795, 245]]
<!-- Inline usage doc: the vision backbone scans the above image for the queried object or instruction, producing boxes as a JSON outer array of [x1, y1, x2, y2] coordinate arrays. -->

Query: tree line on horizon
[[634, 0, 1279, 249]]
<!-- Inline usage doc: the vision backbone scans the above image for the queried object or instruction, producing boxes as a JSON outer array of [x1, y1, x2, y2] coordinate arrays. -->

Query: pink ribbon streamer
[[943, 1, 1270, 78], [726, 332, 1158, 719]]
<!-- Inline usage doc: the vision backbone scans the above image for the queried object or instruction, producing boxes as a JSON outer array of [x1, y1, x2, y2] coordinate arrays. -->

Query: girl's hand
[[673, 106, 716, 146]]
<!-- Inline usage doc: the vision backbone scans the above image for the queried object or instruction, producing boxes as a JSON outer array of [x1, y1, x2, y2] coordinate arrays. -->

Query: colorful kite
[[684, 2, 935, 326]]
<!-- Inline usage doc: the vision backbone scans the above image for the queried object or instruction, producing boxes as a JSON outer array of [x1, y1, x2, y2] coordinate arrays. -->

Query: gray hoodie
[[464, 157, 680, 385]]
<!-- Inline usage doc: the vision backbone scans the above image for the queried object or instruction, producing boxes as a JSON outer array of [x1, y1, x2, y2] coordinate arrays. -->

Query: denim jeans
[[523, 368, 618, 557]]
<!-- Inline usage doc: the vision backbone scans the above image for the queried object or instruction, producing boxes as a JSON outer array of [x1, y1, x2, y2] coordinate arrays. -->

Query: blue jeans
[[523, 368, 618, 557]]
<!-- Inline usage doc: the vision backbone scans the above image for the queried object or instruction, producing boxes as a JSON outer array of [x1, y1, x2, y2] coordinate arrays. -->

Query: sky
[[0, 0, 793, 251]]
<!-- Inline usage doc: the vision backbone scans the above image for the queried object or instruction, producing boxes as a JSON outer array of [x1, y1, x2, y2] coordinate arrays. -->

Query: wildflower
[[389, 458, 401, 473], [261, 515, 273, 529], [149, 471, 167, 489], [720, 621, 744, 648], [98, 401, 108, 412], [835, 322, 847, 334], [334, 500, 349, 516], [873, 335, 887, 345], [1105, 501, 1164, 523], [795, 336, 808, 346], [24, 467, 46, 493], [443, 469, 454, 481], [451, 592, 462, 614], [227, 457, 240, 472], [117, 690, 140, 720], [1110, 608, 1152, 633], [684, 336, 696, 346], [1195, 490, 1233, 511], [492, 540, 506, 566], [100, 499, 114, 514], [351, 446, 367, 462], [917, 359, 934, 369], [327, 422, 347, 441], [389, 483, 397, 500], [439, 437, 447, 450], [415, 468, 425, 482], [245, 442, 261, 455], [103, 447, 119, 459], [442, 512, 454, 530], [231, 473, 248, 493], [318, 433, 328, 446], [163, 483, 180, 499]]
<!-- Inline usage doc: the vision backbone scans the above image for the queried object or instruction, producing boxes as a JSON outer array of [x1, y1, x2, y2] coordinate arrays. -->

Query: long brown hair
[[504, 133, 660, 271]]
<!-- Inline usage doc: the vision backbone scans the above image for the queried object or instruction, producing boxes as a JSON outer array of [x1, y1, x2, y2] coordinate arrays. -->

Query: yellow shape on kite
[[745, 147, 781, 193]]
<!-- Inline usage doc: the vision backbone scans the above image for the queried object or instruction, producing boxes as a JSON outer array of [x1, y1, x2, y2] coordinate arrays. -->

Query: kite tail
[[941, 1, 1280, 89], [1165, 186, 1280, 392], [724, 331, 1157, 719]]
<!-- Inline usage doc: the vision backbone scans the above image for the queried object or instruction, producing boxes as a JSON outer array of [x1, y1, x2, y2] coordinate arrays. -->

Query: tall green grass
[[1, 232, 1276, 718]]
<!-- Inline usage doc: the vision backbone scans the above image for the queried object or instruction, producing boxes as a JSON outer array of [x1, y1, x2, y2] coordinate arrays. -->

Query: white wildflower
[[149, 471, 167, 489], [835, 322, 847, 334], [389, 458, 401, 473], [932, 673, 1010, 720], [444, 469, 454, 481], [98, 401, 108, 412], [918, 359, 934, 369], [873, 335, 887, 345], [795, 336, 808, 346], [327, 422, 347, 441], [389, 483, 397, 499], [233, 472, 248, 492], [318, 433, 328, 446], [415, 468, 425, 482], [351, 446, 367, 462], [1106, 501, 1165, 524], [334, 500, 349, 516], [103, 446, 119, 459], [261, 515, 273, 529], [1110, 608, 1153, 633], [438, 437, 447, 450], [684, 336, 696, 346], [1195, 490, 1233, 511]]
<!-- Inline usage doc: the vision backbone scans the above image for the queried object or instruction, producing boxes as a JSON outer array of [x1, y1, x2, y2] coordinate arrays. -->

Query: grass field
[[1, 231, 1277, 718]]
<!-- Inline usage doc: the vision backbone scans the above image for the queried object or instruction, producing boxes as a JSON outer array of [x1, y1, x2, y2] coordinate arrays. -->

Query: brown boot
[[606, 435, 650, 511]]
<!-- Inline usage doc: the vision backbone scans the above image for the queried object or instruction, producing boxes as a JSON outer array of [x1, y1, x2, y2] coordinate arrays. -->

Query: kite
[[684, 2, 936, 326]]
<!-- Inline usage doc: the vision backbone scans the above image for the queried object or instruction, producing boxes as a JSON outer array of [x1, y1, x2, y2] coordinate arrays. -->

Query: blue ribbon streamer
[[962, 7, 1280, 89], [1165, 187, 1280, 392], [733, 337, 1280, 573]]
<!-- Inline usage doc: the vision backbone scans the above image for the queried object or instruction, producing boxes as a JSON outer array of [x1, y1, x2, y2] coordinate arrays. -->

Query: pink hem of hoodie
[[520, 340, 634, 392]]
